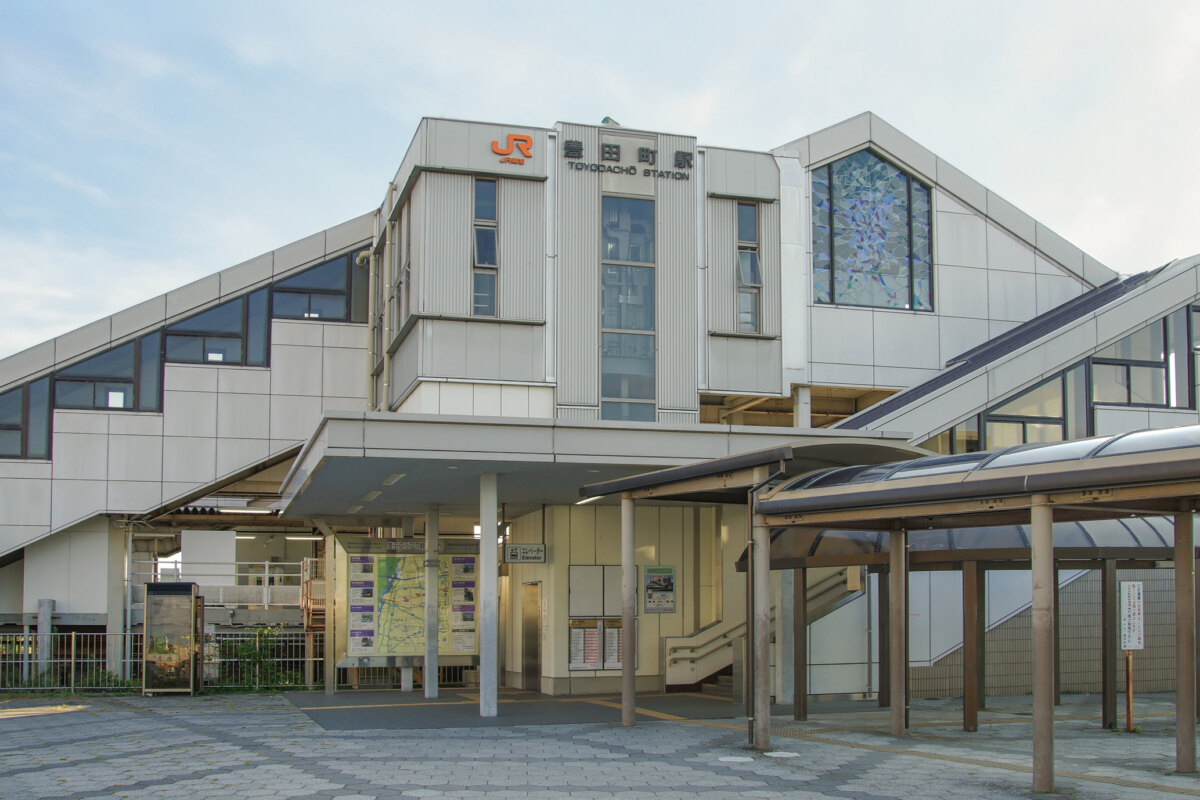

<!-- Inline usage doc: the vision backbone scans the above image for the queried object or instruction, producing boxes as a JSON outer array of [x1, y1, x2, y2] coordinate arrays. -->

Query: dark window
[[812, 150, 932, 311], [736, 202, 761, 333], [472, 179, 499, 318], [601, 197, 655, 421], [272, 255, 363, 323], [167, 289, 268, 366], [53, 333, 161, 413], [1091, 310, 1189, 409], [0, 377, 51, 459]]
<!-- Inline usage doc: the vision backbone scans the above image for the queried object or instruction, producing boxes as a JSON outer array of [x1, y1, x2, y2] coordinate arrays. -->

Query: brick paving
[[0, 692, 1195, 799]]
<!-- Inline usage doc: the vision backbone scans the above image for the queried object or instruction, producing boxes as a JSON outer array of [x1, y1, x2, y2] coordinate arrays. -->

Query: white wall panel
[[162, 391, 218, 438], [269, 345, 324, 397], [987, 271, 1037, 322], [809, 305, 873, 366], [49, 480, 107, 531], [657, 132, 698, 412], [705, 199, 736, 333], [872, 312, 940, 371], [420, 172, 472, 316], [499, 178, 545, 321], [106, 433, 163, 483], [107, 480, 162, 513], [935, 210, 987, 269], [554, 124, 600, 407], [322, 347, 367, 399], [936, 265, 989, 319], [268, 394, 323, 442], [162, 436, 217, 484], [985, 224, 1035, 272], [216, 437, 270, 477], [0, 477, 51, 525]]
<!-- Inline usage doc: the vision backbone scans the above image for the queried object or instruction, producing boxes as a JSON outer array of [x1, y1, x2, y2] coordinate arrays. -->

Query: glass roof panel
[[981, 436, 1113, 470], [1092, 426, 1200, 457], [804, 464, 883, 489], [883, 451, 990, 481]]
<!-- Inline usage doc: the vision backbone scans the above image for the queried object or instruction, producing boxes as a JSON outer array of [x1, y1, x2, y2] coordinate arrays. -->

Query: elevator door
[[521, 583, 541, 692]]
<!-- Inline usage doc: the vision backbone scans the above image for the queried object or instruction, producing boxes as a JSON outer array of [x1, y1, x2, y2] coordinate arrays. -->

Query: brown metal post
[[1101, 559, 1117, 729], [1175, 509, 1196, 773], [877, 570, 890, 708], [888, 530, 907, 737], [962, 561, 980, 732], [794, 566, 807, 721], [1030, 494, 1055, 793]]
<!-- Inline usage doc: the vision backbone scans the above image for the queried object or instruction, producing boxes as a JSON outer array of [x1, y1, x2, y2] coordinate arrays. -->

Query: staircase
[[664, 565, 862, 689], [301, 557, 326, 632]]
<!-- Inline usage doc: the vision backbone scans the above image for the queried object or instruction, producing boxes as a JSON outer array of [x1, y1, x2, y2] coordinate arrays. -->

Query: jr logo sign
[[491, 134, 533, 164]]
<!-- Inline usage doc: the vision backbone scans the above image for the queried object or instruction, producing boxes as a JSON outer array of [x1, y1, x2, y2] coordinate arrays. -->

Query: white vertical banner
[[1120, 581, 1144, 651]]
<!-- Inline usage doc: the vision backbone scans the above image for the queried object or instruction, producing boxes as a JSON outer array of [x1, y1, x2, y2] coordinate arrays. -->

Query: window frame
[[0, 377, 51, 459], [472, 178, 499, 318], [600, 194, 656, 422], [166, 289, 269, 368], [735, 202, 761, 333], [271, 254, 362, 323]]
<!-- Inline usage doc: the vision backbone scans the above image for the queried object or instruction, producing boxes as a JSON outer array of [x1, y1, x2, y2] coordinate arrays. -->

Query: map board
[[336, 537, 479, 668]]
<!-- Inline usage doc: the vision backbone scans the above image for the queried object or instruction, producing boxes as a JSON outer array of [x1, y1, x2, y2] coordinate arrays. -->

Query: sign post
[[1120, 581, 1145, 732]]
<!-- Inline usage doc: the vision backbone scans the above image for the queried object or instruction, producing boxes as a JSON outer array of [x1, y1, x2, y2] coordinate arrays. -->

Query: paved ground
[[0, 689, 1195, 799]]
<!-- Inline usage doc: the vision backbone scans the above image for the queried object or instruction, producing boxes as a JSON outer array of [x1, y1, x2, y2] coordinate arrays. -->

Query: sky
[[1, 0, 1198, 359]]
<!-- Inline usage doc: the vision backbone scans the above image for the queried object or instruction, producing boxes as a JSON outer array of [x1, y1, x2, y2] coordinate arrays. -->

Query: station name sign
[[562, 139, 693, 181]]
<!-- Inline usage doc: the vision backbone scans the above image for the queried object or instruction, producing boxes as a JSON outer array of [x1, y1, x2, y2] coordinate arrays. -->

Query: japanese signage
[[1120, 581, 1144, 650], [568, 618, 635, 671], [643, 566, 676, 614], [503, 543, 546, 563], [561, 137, 694, 181]]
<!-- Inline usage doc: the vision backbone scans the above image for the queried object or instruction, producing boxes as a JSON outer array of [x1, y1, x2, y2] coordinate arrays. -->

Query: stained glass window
[[811, 150, 932, 311]]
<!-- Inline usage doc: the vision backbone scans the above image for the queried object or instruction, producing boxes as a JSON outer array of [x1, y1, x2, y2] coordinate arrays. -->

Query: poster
[[603, 619, 623, 670], [568, 619, 601, 670], [346, 555, 377, 654], [643, 566, 675, 614]]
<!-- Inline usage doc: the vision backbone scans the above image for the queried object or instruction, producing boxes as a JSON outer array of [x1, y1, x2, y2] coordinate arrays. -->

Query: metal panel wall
[[656, 133, 699, 413], [418, 173, 472, 316], [761, 201, 782, 336], [499, 178, 545, 322], [554, 124, 601, 408], [705, 199, 737, 333]]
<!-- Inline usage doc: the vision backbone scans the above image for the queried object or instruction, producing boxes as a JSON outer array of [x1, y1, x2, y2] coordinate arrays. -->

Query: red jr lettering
[[492, 134, 533, 158]]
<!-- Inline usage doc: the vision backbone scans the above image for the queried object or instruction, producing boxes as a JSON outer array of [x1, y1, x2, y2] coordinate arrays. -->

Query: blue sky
[[1, 0, 1198, 358]]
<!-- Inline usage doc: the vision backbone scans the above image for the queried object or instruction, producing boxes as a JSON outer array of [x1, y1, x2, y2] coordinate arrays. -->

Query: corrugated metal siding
[[706, 199, 736, 332], [555, 124, 600, 407], [499, 179, 545, 321], [761, 201, 781, 336], [555, 405, 599, 421], [419, 173, 471, 316], [658, 410, 699, 425], [656, 133, 698, 412]]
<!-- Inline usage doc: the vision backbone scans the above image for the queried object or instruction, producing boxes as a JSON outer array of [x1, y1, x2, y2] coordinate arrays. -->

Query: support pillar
[[620, 494, 636, 727], [1175, 509, 1196, 773], [323, 532, 336, 695], [794, 566, 808, 721], [777, 570, 794, 706], [1030, 494, 1055, 793], [1101, 559, 1118, 728], [877, 571, 890, 708], [479, 474, 498, 718], [752, 512, 772, 750], [37, 600, 53, 674], [1053, 561, 1061, 705], [962, 561, 982, 732], [888, 531, 907, 737], [424, 505, 440, 699]]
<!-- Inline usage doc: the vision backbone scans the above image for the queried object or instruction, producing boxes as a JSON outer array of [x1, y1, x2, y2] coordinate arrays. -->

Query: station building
[[0, 112, 1193, 705]]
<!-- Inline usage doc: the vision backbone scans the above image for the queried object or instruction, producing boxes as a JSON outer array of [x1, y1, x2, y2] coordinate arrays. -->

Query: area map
[[374, 555, 451, 655]]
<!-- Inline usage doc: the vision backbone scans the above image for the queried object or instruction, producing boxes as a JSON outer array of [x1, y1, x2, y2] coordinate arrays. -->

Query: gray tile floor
[[0, 691, 1194, 799]]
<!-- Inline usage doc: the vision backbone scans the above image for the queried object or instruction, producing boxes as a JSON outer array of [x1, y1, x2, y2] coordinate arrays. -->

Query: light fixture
[[235, 535, 255, 540], [362, 490, 382, 502], [286, 535, 323, 541], [382, 473, 406, 485], [575, 495, 602, 505], [347, 505, 364, 513], [217, 507, 275, 515], [473, 525, 481, 539], [446, 465, 459, 470]]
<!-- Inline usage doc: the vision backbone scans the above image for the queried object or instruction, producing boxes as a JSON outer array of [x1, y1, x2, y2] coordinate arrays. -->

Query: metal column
[[323, 533, 336, 695], [888, 531, 907, 737], [424, 505, 440, 699], [963, 560, 983, 732], [1175, 509, 1196, 773], [621, 494, 637, 727], [794, 566, 808, 721], [1101, 559, 1118, 729], [479, 474, 498, 718], [1031, 494, 1055, 793], [752, 511, 772, 750]]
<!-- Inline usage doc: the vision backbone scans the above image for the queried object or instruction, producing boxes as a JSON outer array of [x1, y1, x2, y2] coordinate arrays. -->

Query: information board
[[1120, 581, 1144, 651]]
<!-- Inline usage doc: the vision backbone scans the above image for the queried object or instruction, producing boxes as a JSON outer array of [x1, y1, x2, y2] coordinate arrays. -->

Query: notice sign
[[504, 543, 546, 563], [1120, 581, 1145, 650], [643, 566, 675, 614]]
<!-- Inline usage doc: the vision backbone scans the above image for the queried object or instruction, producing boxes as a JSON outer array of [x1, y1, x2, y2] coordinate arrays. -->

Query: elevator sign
[[504, 543, 546, 563], [1120, 581, 1144, 650]]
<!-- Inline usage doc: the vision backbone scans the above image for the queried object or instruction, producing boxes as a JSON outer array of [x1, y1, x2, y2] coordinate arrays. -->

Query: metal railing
[[132, 560, 305, 609], [0, 631, 323, 692]]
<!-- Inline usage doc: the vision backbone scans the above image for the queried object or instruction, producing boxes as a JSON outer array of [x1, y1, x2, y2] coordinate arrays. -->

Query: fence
[[1, 631, 474, 693]]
